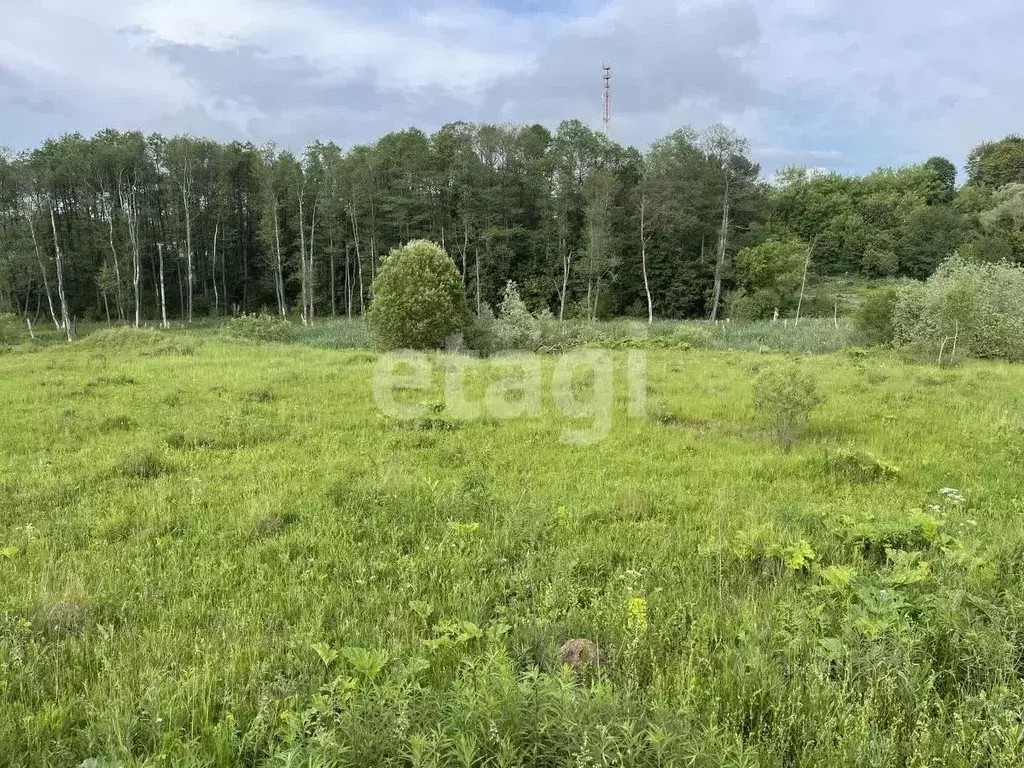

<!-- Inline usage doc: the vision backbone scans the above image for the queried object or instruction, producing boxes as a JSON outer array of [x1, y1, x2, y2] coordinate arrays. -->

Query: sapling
[[753, 362, 824, 451]]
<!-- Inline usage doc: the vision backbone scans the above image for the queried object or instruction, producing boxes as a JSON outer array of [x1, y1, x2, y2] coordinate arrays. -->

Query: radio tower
[[602, 64, 611, 135]]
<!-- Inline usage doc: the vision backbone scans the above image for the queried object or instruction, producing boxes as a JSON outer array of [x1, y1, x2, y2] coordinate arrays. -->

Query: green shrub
[[494, 281, 542, 350], [367, 240, 469, 350], [753, 363, 825, 451], [821, 449, 900, 483], [671, 323, 713, 348], [536, 318, 603, 353], [463, 304, 497, 355], [855, 284, 901, 346], [862, 247, 900, 278], [893, 257, 1024, 361], [730, 238, 806, 320], [224, 314, 296, 343]]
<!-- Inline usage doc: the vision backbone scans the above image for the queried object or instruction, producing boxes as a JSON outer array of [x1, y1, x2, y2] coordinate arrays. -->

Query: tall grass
[[1, 339, 1023, 765]]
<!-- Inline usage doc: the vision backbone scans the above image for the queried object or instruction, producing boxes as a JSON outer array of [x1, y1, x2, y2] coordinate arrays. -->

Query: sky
[[1, 0, 1021, 176]]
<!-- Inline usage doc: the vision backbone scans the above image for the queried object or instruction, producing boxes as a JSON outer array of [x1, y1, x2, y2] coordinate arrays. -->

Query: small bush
[[536, 318, 603, 353], [366, 240, 469, 350], [494, 281, 542, 351], [225, 314, 296, 343], [464, 304, 497, 355], [753, 363, 825, 451], [821, 449, 900, 483], [671, 323, 713, 349], [893, 257, 1024, 361], [855, 285, 901, 346]]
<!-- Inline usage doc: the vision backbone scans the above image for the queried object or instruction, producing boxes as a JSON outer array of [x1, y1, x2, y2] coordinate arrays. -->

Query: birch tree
[[166, 138, 196, 322], [118, 173, 143, 327], [49, 207, 73, 341], [700, 125, 759, 322]]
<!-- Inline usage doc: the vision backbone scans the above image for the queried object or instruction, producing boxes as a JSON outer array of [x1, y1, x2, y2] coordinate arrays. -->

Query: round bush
[[893, 257, 1024, 361], [753, 363, 824, 452], [367, 240, 469, 350], [855, 284, 901, 346]]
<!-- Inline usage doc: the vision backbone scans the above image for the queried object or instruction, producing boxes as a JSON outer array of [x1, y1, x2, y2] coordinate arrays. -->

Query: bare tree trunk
[[222, 227, 229, 316], [345, 242, 352, 319], [557, 218, 571, 321], [329, 235, 336, 317], [458, 219, 470, 285], [475, 247, 481, 315], [640, 191, 653, 324], [180, 164, 194, 323], [308, 194, 319, 322], [211, 221, 219, 315], [49, 207, 74, 342], [273, 202, 286, 318], [176, 251, 185, 322], [795, 235, 818, 326], [118, 178, 142, 327], [101, 194, 125, 320], [350, 206, 365, 315], [298, 187, 309, 326], [559, 249, 572, 322], [710, 175, 731, 322], [27, 213, 60, 328], [157, 243, 169, 329]]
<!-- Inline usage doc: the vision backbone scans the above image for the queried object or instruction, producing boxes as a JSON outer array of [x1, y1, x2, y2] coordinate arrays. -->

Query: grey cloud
[[487, 0, 768, 127], [0, 67, 60, 115], [4, 0, 1024, 175]]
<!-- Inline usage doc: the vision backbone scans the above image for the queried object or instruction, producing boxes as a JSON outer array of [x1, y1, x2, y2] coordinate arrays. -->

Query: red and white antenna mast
[[602, 64, 611, 135]]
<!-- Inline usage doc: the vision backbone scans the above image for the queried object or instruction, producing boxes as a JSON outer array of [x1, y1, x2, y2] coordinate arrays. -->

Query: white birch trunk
[[211, 221, 219, 315], [118, 178, 142, 327], [181, 163, 194, 323], [27, 212, 60, 329], [157, 242, 169, 328], [640, 191, 653, 324], [298, 187, 308, 326], [49, 207, 73, 341], [710, 175, 731, 322], [101, 193, 125, 320], [273, 201, 286, 318]]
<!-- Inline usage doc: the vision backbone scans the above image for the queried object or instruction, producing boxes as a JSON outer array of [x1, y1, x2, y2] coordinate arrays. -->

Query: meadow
[[2, 325, 1024, 766]]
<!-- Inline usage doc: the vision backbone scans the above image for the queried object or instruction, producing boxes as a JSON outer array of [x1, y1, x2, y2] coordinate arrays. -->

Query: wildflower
[[627, 596, 649, 633], [939, 488, 965, 504]]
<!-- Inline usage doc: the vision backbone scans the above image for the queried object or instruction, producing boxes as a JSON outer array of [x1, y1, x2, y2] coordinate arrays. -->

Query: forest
[[4, 124, 1024, 331], [7, 124, 1024, 765]]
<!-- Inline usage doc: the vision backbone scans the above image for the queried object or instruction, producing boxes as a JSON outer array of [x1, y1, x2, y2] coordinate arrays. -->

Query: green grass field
[[2, 331, 1024, 766]]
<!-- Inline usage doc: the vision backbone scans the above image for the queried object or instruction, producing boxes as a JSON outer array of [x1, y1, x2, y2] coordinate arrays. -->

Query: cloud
[[1, 0, 1022, 176]]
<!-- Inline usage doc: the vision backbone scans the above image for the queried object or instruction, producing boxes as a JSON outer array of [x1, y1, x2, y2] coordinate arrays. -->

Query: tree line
[[3, 123, 1024, 336]]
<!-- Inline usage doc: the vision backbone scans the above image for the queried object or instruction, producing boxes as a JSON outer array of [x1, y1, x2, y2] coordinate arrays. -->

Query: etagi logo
[[372, 349, 647, 445]]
